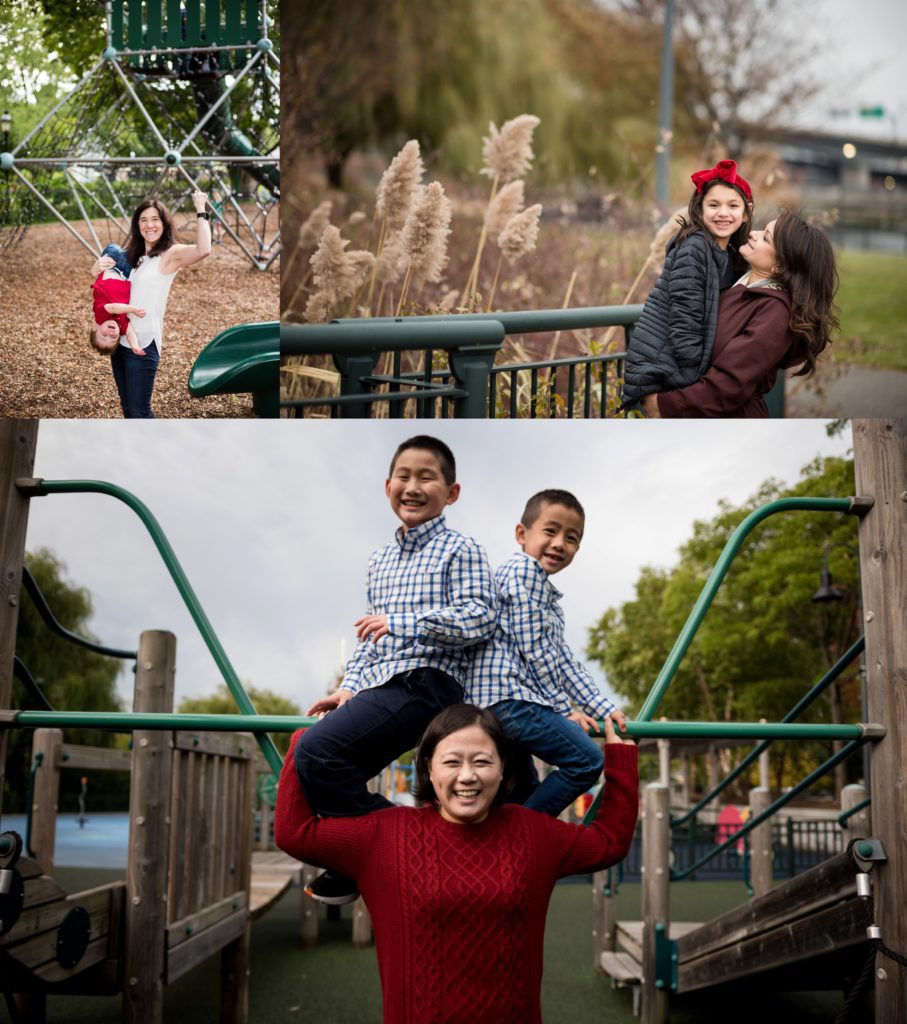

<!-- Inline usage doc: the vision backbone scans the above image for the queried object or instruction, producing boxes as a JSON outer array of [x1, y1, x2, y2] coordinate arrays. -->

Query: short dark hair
[[520, 489, 585, 529], [413, 704, 516, 804], [389, 435, 456, 486]]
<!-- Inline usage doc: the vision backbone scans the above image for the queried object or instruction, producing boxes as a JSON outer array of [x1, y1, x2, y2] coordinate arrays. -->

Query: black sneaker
[[304, 870, 359, 905]]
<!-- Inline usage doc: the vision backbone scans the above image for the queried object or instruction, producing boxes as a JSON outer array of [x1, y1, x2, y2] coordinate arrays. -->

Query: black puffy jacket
[[621, 231, 728, 404]]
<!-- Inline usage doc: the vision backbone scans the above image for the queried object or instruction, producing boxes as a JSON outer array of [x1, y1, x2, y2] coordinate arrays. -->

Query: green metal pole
[[9, 711, 868, 741], [636, 497, 856, 722], [19, 479, 284, 774]]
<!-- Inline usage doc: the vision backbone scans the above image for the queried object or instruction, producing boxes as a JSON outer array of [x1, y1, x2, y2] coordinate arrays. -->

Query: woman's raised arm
[[162, 189, 212, 271]]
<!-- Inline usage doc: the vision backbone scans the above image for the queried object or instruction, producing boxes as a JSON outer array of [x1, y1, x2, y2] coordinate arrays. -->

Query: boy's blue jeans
[[491, 699, 604, 818], [100, 242, 133, 279], [295, 667, 463, 817]]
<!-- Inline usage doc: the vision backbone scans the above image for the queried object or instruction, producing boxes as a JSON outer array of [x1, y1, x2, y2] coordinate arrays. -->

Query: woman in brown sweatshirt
[[651, 213, 838, 418]]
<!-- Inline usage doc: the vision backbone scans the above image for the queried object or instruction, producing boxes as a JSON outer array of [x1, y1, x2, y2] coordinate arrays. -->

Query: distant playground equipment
[[1, 421, 904, 1022], [0, 0, 279, 271]]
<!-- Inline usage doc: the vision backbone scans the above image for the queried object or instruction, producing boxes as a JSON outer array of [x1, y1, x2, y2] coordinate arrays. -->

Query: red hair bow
[[690, 159, 752, 202]]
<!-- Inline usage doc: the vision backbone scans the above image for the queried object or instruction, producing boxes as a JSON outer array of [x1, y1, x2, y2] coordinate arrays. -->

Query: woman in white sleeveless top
[[96, 190, 211, 417]]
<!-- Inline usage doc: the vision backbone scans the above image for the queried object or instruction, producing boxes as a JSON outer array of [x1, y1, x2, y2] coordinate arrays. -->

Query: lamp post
[[1, 110, 11, 152], [655, 0, 675, 210], [810, 541, 869, 786]]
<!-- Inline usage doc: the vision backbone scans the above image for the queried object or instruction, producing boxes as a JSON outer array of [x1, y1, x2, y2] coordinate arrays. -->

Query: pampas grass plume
[[485, 180, 525, 243], [498, 204, 542, 264], [310, 224, 376, 300], [298, 200, 333, 248], [400, 181, 452, 284], [376, 140, 425, 230], [481, 115, 541, 182]]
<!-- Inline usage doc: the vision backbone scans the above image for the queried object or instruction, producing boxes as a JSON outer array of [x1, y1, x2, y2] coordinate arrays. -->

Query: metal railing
[[280, 305, 642, 418]]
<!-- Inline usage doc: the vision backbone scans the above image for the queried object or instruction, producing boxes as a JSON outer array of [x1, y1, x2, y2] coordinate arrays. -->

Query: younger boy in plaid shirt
[[466, 489, 627, 817], [296, 435, 496, 903]]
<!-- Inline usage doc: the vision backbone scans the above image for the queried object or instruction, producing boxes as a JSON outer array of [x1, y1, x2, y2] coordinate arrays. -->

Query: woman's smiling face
[[429, 724, 504, 825], [138, 207, 163, 247], [740, 219, 779, 280]]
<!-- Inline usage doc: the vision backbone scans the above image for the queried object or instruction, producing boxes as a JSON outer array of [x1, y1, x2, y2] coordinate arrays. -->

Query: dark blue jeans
[[100, 242, 133, 278], [295, 667, 463, 817], [491, 699, 604, 817], [111, 341, 159, 418]]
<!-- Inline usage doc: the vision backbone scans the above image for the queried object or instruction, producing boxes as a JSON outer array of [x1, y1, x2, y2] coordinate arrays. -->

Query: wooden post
[[29, 728, 62, 873], [748, 786, 772, 898], [840, 783, 870, 841], [299, 864, 319, 948], [592, 868, 617, 971], [706, 745, 719, 792], [641, 783, 669, 1024], [853, 418, 907, 1024], [657, 738, 670, 788], [221, 742, 255, 1024], [351, 895, 372, 947], [123, 630, 177, 1024], [0, 420, 38, 814], [680, 755, 690, 808]]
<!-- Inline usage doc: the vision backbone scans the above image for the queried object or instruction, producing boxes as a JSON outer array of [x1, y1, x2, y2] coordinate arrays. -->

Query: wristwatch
[[196, 212, 210, 220]]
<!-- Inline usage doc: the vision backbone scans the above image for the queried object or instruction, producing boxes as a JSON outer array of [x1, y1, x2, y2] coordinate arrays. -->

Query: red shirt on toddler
[[92, 273, 131, 335]]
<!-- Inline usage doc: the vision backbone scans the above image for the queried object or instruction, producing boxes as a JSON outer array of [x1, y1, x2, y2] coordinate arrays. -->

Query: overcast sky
[[797, 0, 907, 143], [24, 420, 852, 716]]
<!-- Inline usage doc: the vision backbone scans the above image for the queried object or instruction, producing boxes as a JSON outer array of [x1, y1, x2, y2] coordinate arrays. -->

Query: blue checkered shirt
[[341, 515, 496, 694], [465, 552, 616, 718]]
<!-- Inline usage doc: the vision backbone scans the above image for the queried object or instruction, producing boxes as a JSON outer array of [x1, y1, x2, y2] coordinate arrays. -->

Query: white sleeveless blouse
[[125, 255, 177, 351]]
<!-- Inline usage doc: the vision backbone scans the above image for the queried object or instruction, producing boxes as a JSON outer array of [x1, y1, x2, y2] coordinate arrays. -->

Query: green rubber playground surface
[[42, 871, 861, 1023]]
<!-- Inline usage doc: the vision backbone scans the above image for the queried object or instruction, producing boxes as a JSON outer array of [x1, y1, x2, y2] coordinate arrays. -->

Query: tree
[[178, 684, 302, 757], [617, 0, 826, 158], [9, 548, 125, 812], [587, 456, 861, 795]]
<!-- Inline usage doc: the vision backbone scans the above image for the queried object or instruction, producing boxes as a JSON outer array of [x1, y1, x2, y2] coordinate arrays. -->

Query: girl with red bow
[[620, 159, 754, 410]]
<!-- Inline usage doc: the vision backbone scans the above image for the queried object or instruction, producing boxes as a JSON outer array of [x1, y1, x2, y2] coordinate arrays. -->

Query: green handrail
[[671, 635, 866, 827], [19, 478, 283, 775], [8, 711, 868, 741], [333, 304, 645, 334], [838, 796, 872, 827], [670, 739, 865, 881], [636, 496, 862, 722]]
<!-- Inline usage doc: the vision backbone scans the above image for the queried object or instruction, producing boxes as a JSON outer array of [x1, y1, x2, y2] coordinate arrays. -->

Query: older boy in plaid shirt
[[296, 435, 496, 903], [466, 489, 627, 818]]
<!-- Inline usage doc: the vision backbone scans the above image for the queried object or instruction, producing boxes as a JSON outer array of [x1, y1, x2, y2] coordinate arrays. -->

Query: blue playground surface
[[1, 812, 128, 869]]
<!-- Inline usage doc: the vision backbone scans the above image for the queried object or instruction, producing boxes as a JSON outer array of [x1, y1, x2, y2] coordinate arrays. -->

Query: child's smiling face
[[385, 447, 460, 532], [701, 183, 748, 249]]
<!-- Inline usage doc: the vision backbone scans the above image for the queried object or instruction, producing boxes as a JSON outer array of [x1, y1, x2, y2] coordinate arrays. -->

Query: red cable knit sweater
[[275, 733, 639, 1024]]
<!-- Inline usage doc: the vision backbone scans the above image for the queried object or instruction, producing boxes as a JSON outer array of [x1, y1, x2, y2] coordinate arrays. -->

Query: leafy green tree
[[9, 548, 125, 812], [587, 456, 861, 795], [179, 684, 302, 757]]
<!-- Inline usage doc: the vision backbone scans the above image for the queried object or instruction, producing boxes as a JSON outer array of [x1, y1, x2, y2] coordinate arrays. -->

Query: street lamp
[[810, 540, 869, 786], [1, 110, 11, 151]]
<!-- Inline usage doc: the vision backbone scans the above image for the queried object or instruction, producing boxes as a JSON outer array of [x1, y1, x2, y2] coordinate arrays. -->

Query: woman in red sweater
[[275, 704, 638, 1024], [646, 212, 839, 417]]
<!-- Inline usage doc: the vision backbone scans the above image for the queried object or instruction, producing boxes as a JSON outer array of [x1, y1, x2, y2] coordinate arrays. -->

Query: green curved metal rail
[[636, 496, 859, 722], [20, 478, 283, 775]]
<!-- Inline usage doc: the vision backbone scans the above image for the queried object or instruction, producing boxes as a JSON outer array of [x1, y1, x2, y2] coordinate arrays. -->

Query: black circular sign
[[56, 905, 91, 968]]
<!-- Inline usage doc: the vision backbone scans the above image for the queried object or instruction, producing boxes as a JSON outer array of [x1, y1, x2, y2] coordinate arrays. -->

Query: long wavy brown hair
[[772, 212, 840, 377], [125, 198, 176, 268]]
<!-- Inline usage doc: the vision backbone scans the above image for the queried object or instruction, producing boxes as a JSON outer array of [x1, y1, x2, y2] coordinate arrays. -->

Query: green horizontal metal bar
[[9, 712, 866, 741], [838, 796, 871, 826], [671, 635, 866, 827], [13, 711, 317, 733], [281, 386, 466, 410], [21, 565, 136, 661], [489, 352, 624, 373], [637, 497, 856, 723], [281, 319, 506, 356], [22, 479, 283, 775], [333, 305, 645, 335], [671, 738, 865, 880]]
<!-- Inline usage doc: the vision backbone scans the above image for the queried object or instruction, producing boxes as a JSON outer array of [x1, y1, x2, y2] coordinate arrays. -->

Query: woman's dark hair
[[772, 212, 840, 377], [413, 704, 516, 804], [125, 198, 176, 267], [673, 178, 753, 258]]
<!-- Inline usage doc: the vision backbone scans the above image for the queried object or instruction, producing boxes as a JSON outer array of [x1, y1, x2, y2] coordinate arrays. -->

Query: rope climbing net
[[0, 0, 280, 270]]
